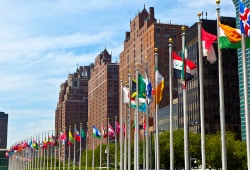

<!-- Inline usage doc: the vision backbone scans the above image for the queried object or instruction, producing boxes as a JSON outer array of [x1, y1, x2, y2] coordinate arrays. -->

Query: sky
[[0, 0, 236, 148]]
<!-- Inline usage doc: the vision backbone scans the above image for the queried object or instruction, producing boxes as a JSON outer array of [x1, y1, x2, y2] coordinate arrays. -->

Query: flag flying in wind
[[173, 51, 197, 82], [74, 128, 81, 142], [145, 70, 153, 104], [218, 20, 250, 48], [240, 0, 250, 37], [115, 121, 120, 135], [68, 130, 74, 146], [155, 69, 164, 104], [80, 128, 86, 139], [102, 125, 107, 138], [123, 86, 130, 104], [59, 132, 67, 145], [93, 126, 101, 138], [108, 123, 115, 138], [202, 28, 217, 64]]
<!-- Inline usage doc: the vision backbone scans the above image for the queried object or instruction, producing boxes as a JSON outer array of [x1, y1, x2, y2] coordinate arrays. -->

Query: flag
[[74, 128, 81, 142], [68, 131, 74, 146], [59, 132, 67, 145], [155, 69, 164, 104], [43, 139, 48, 149], [115, 121, 120, 135], [102, 125, 107, 138], [202, 28, 217, 64], [145, 70, 153, 104], [93, 126, 101, 138], [108, 123, 115, 138], [80, 128, 86, 139], [173, 51, 197, 81], [240, 0, 250, 37], [123, 86, 130, 104]]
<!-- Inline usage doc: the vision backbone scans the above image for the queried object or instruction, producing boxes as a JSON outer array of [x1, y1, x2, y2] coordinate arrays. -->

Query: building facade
[[178, 17, 241, 137], [0, 112, 8, 149], [119, 6, 184, 134], [233, 0, 250, 141], [55, 66, 90, 160], [88, 49, 119, 149]]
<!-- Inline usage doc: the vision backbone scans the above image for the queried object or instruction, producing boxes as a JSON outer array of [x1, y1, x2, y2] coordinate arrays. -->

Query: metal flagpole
[[100, 120, 102, 170], [40, 134, 43, 170], [63, 131, 66, 170], [50, 131, 53, 170], [79, 123, 82, 170], [181, 26, 190, 170], [120, 75, 124, 170], [240, 8, 250, 170], [73, 124, 76, 170], [68, 126, 71, 170], [107, 118, 110, 170], [197, 14, 206, 170], [59, 133, 61, 170], [168, 38, 174, 170], [115, 116, 118, 170], [142, 115, 145, 170], [135, 63, 140, 170], [124, 112, 127, 170], [43, 132, 46, 170], [216, 2, 227, 169], [47, 132, 49, 170], [154, 48, 160, 170], [145, 56, 149, 170], [128, 69, 132, 170], [86, 122, 88, 170], [92, 131, 95, 170], [134, 112, 137, 170]]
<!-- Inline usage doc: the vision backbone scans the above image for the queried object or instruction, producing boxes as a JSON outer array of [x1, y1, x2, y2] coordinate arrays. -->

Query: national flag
[[108, 123, 115, 138], [43, 139, 48, 149], [202, 28, 217, 64], [74, 128, 81, 142], [155, 69, 164, 104], [80, 128, 86, 139], [240, 0, 250, 37], [173, 51, 197, 81], [93, 126, 101, 138], [115, 121, 120, 135], [145, 70, 153, 104], [123, 86, 130, 104], [68, 130, 74, 146], [102, 125, 107, 138], [59, 132, 67, 145]]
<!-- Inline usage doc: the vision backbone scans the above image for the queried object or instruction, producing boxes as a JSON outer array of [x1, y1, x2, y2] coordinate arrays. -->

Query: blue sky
[[0, 0, 235, 148]]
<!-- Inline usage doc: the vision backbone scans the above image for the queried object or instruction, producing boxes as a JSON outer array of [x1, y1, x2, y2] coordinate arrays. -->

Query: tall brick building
[[0, 112, 8, 149], [88, 48, 119, 149], [119, 6, 183, 130], [55, 66, 90, 160]]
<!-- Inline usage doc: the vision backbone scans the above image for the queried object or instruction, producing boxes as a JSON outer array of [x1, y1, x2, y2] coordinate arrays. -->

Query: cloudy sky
[[0, 0, 235, 148]]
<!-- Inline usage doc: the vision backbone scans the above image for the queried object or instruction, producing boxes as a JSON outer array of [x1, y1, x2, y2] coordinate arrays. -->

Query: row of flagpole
[[7, 1, 250, 170]]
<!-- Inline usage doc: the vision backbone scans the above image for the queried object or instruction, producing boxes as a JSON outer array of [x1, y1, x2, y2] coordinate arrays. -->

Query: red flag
[[201, 28, 217, 64], [115, 121, 120, 135]]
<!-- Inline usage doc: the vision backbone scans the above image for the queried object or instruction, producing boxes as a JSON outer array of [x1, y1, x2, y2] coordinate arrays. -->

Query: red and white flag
[[202, 28, 217, 64]]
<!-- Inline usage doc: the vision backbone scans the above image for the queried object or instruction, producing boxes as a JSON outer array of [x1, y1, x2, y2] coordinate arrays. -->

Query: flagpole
[[241, 18, 250, 170], [43, 132, 46, 169], [107, 118, 110, 170], [50, 131, 53, 170], [216, 2, 227, 170], [154, 48, 160, 170], [92, 130, 95, 170], [86, 122, 88, 170], [73, 124, 76, 170], [128, 69, 132, 170], [134, 112, 137, 170], [115, 116, 118, 170], [181, 26, 190, 170], [168, 38, 174, 170], [79, 123, 82, 170], [100, 120, 103, 170], [145, 57, 149, 170], [197, 13, 206, 170], [135, 63, 140, 170], [68, 126, 71, 170], [124, 108, 127, 170], [63, 131, 66, 170], [120, 75, 124, 170], [59, 134, 61, 170], [142, 115, 145, 170], [47, 132, 49, 170]]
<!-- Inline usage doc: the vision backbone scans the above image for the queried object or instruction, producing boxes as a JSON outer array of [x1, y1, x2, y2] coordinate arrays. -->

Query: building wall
[[0, 112, 8, 149], [88, 49, 119, 149], [233, 0, 250, 141], [178, 18, 241, 137], [55, 66, 89, 160], [119, 6, 183, 137]]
